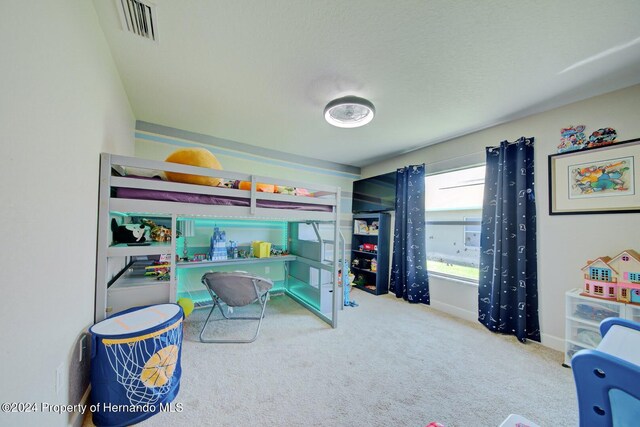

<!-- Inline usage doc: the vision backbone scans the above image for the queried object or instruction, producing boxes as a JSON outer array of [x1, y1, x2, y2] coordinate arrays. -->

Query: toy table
[[572, 317, 640, 427]]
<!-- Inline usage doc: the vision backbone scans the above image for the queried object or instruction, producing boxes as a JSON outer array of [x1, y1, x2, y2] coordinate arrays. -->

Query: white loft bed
[[95, 153, 343, 327]]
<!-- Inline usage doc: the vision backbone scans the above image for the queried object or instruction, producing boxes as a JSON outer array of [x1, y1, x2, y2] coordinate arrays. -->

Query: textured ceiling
[[94, 0, 640, 167]]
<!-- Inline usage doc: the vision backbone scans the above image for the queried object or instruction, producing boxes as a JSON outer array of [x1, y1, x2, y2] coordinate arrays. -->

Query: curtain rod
[[487, 136, 534, 151]]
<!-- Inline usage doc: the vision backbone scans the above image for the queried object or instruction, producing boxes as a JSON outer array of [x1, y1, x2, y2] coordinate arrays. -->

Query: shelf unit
[[563, 288, 640, 367], [107, 259, 173, 315], [350, 212, 391, 295], [97, 213, 178, 320]]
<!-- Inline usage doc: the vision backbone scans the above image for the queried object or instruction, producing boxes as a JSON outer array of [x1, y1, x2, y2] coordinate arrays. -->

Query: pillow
[[123, 167, 166, 180]]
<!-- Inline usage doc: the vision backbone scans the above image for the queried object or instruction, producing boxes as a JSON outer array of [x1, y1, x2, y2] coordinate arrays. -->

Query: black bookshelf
[[350, 213, 391, 295]]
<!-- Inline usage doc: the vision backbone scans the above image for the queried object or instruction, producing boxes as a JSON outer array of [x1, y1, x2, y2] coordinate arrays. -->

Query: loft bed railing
[[103, 153, 339, 221]]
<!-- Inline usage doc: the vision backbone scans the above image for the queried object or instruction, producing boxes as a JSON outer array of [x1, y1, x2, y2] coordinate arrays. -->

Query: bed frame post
[[250, 175, 257, 215], [95, 153, 112, 323], [331, 188, 341, 328]]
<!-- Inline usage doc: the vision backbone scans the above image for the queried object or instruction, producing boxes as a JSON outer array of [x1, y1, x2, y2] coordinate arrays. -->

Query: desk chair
[[572, 317, 640, 426], [200, 271, 273, 343]]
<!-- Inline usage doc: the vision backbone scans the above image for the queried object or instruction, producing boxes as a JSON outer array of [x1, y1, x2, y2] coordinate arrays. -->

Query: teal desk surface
[[176, 255, 297, 270]]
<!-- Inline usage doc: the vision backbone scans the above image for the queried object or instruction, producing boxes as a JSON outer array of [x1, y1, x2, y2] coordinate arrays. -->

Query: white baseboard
[[540, 332, 564, 352], [429, 300, 477, 323], [430, 300, 565, 352]]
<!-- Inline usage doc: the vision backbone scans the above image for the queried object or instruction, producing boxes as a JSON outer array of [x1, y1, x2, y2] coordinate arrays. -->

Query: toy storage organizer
[[89, 304, 183, 427], [564, 288, 640, 366]]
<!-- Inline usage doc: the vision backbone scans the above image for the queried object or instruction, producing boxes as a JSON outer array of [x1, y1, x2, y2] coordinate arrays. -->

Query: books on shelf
[[369, 221, 379, 235], [354, 219, 368, 234], [354, 219, 380, 235]]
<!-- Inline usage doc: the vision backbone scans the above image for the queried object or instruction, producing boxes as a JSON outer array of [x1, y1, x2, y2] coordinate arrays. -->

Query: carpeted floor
[[96, 290, 578, 426]]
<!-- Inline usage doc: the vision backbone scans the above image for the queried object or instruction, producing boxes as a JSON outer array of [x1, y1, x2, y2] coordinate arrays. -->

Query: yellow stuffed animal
[[164, 147, 223, 186]]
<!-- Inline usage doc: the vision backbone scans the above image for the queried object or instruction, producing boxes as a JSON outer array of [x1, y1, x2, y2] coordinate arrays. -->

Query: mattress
[[114, 177, 333, 212]]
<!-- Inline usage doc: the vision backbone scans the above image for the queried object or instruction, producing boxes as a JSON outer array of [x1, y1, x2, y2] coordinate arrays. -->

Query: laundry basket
[[89, 304, 184, 426]]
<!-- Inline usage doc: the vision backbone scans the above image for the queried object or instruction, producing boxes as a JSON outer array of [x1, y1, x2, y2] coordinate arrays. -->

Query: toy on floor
[[177, 297, 194, 317], [498, 413, 539, 427], [340, 260, 358, 307]]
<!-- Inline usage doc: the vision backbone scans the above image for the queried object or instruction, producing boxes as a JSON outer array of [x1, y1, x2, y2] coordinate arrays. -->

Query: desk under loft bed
[[95, 153, 343, 328]]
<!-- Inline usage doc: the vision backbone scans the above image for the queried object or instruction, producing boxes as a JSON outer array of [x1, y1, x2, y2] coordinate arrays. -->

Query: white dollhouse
[[581, 249, 640, 304]]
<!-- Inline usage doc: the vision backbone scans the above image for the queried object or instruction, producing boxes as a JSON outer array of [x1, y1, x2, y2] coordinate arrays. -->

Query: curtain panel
[[478, 137, 540, 342], [390, 164, 430, 304]]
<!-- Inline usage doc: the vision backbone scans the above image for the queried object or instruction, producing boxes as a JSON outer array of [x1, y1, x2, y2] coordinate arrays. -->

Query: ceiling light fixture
[[324, 96, 375, 128]]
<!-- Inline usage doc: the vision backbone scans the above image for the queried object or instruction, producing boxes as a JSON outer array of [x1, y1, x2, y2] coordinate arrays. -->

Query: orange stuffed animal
[[237, 181, 275, 193], [164, 147, 223, 186]]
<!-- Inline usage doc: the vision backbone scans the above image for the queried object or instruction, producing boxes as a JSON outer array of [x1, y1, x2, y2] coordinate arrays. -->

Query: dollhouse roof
[[581, 256, 617, 273], [609, 249, 640, 264]]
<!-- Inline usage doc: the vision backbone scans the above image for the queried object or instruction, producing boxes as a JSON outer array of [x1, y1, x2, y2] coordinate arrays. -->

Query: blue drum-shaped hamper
[[89, 304, 184, 427]]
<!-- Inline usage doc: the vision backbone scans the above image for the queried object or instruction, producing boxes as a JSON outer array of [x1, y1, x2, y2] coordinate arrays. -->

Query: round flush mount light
[[324, 96, 375, 128]]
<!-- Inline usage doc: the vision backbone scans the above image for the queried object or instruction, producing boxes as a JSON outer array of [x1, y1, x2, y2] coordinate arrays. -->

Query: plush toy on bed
[[111, 218, 147, 244], [164, 147, 223, 187], [236, 181, 276, 193], [141, 218, 172, 242]]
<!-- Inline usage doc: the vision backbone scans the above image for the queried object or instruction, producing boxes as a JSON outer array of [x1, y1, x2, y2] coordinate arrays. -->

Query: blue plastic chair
[[572, 317, 640, 426]]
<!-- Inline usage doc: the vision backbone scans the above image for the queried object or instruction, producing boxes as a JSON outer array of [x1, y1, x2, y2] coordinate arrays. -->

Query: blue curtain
[[390, 164, 429, 304], [478, 137, 539, 342]]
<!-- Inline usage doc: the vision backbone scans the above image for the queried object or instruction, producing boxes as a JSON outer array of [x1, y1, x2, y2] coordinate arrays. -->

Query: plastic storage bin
[[89, 304, 184, 426], [564, 289, 625, 367]]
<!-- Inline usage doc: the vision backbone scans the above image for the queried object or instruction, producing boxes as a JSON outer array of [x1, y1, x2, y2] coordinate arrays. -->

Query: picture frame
[[548, 138, 640, 215]]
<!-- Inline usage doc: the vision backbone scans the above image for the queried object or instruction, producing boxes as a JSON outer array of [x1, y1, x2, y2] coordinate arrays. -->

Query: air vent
[[116, 0, 158, 42]]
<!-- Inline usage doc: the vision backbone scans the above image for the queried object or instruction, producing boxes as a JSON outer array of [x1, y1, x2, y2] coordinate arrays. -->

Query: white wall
[[362, 85, 640, 350], [0, 2, 134, 426]]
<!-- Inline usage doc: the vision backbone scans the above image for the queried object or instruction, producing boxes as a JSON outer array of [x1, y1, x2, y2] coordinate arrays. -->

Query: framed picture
[[548, 138, 640, 215]]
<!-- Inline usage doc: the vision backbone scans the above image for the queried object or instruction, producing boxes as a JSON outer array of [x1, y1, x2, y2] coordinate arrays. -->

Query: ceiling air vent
[[116, 0, 158, 42]]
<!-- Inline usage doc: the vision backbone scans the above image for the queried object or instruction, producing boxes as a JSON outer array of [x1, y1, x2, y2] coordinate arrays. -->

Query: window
[[630, 272, 640, 283], [463, 217, 481, 248], [622, 288, 628, 298], [622, 255, 630, 261], [609, 287, 615, 297], [590, 267, 612, 282], [425, 165, 485, 282], [594, 285, 604, 295]]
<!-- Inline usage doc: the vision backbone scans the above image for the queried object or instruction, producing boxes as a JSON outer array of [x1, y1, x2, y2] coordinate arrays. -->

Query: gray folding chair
[[199, 271, 273, 343]]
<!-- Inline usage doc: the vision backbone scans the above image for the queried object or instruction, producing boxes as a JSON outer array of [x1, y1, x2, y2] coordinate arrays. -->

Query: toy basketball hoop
[[89, 304, 184, 426]]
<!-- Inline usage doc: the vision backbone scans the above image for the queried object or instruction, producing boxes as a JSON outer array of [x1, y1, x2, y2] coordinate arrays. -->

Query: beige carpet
[[118, 290, 577, 426]]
